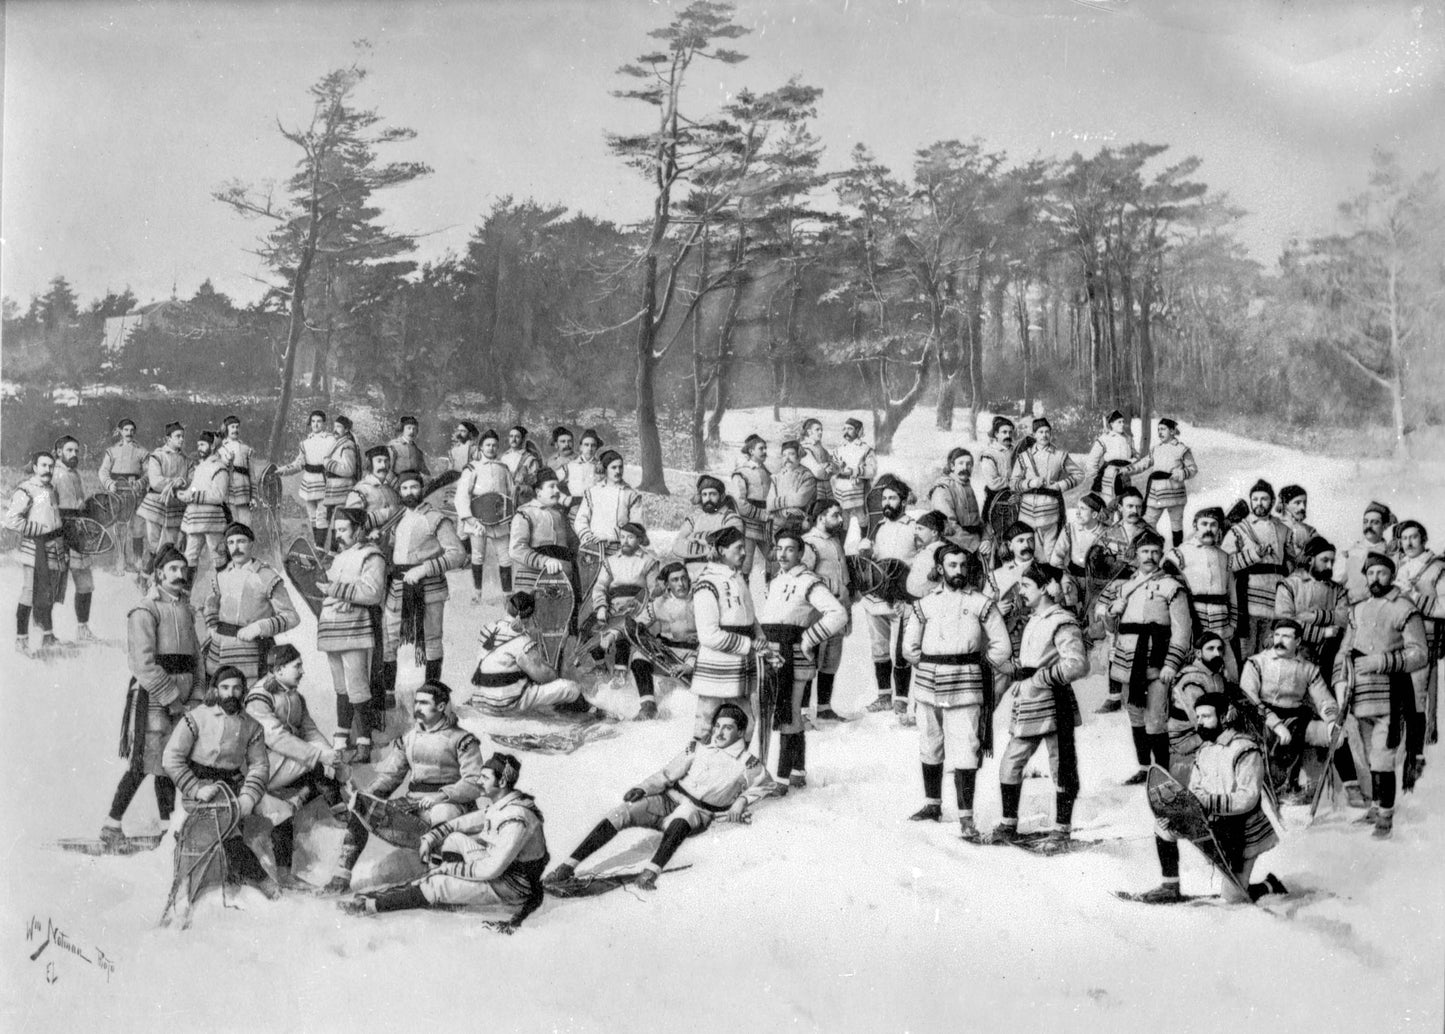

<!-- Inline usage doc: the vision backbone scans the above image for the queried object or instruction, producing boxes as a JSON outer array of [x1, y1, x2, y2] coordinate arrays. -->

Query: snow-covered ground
[[2, 405, 1441, 1034]]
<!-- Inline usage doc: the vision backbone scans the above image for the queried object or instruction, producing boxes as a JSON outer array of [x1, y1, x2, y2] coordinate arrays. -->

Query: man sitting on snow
[[543, 704, 774, 891]]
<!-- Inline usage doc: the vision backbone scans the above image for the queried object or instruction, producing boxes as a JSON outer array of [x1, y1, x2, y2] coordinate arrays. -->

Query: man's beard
[[219, 697, 242, 715], [1252, 504, 1271, 518], [62, 456, 79, 469], [1202, 655, 1225, 673], [700, 501, 719, 514], [1310, 564, 1333, 581], [881, 504, 902, 520], [944, 573, 967, 590], [402, 496, 421, 509], [1196, 723, 1223, 743], [1368, 582, 1392, 598]]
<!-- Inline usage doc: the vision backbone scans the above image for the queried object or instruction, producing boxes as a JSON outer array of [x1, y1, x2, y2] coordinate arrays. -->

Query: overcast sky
[[3, 0, 1442, 310]]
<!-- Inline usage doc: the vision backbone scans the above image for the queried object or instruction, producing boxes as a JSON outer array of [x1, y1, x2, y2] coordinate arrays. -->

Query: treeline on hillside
[[6, 2, 1442, 481]]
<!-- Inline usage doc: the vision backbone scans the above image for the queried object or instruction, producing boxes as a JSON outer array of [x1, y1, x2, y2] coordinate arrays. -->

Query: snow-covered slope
[[1, 406, 1440, 1034]]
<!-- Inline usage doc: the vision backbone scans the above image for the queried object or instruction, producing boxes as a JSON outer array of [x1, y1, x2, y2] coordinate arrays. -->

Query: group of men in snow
[[8, 404, 1439, 919]]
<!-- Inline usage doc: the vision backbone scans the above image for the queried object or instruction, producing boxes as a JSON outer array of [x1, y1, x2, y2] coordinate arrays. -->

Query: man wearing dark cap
[[1276, 485, 1316, 566], [447, 421, 480, 474], [326, 679, 483, 894], [905, 511, 950, 601], [277, 410, 339, 547], [670, 475, 744, 562], [1100, 527, 1193, 783], [1166, 632, 1231, 778], [202, 522, 300, 681], [456, 429, 516, 600], [468, 591, 592, 714], [1130, 691, 1283, 905], [769, 439, 818, 529], [832, 417, 876, 532], [342, 751, 549, 921], [1240, 618, 1359, 803], [575, 449, 642, 600], [316, 507, 388, 763], [136, 421, 189, 568], [1084, 409, 1138, 510], [859, 477, 918, 716], [386, 416, 430, 484], [510, 467, 579, 596], [692, 526, 769, 741], [587, 523, 661, 710], [1224, 479, 1296, 658], [927, 447, 982, 553], [246, 643, 345, 891], [1163, 506, 1238, 680], [1336, 501, 1399, 604], [1395, 520, 1444, 746], [991, 561, 1088, 852], [345, 446, 403, 534], [1049, 491, 1108, 581], [544, 703, 773, 892], [1131, 417, 1198, 546], [986, 522, 1040, 658], [1009, 417, 1083, 560], [164, 665, 277, 897], [99, 542, 200, 846], [1334, 552, 1429, 837], [731, 434, 774, 580], [382, 470, 466, 704], [1274, 536, 1350, 676], [178, 429, 232, 580], [902, 544, 1012, 838], [324, 415, 361, 522], [562, 429, 604, 519], [216, 415, 256, 528], [99, 416, 149, 572]]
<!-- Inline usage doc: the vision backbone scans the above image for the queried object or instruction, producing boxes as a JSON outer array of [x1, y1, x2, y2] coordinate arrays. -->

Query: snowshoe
[[545, 864, 690, 899], [1113, 885, 1219, 906], [54, 832, 166, 856]]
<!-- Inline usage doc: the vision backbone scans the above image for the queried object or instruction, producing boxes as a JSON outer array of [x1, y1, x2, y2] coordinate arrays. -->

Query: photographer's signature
[[25, 915, 115, 985]]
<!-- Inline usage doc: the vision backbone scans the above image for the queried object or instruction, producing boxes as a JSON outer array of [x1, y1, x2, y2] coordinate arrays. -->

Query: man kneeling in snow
[[544, 704, 774, 891], [1135, 691, 1284, 905], [340, 752, 548, 922], [467, 591, 595, 716]]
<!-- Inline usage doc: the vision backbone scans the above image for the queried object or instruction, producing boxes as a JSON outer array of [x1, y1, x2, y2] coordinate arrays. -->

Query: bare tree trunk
[[1387, 258, 1408, 457], [705, 266, 745, 444], [264, 171, 322, 460], [634, 251, 668, 494], [690, 238, 712, 472]]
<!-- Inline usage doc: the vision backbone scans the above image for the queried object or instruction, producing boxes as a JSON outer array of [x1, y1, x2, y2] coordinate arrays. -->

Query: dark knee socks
[[154, 776, 175, 821], [776, 733, 805, 780], [630, 660, 655, 700], [999, 781, 1022, 820], [874, 661, 892, 694], [1130, 725, 1151, 767], [424, 658, 443, 683], [1155, 837, 1180, 879], [500, 567, 513, 593], [955, 768, 977, 813], [921, 762, 944, 802], [373, 884, 429, 913], [569, 819, 620, 865], [649, 818, 693, 871], [75, 593, 92, 624], [1056, 791, 1076, 828], [16, 605, 29, 637], [1333, 746, 1357, 782], [1149, 732, 1170, 768], [471, 565, 484, 591], [815, 673, 835, 709], [336, 696, 355, 735], [1375, 771, 1397, 811], [893, 662, 912, 699], [108, 769, 145, 822], [272, 818, 296, 870]]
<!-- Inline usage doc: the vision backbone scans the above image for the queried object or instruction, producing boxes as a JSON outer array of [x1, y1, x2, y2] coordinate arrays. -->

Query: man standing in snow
[[1165, 507, 1237, 674], [731, 435, 773, 581], [1273, 537, 1350, 678], [1395, 520, 1444, 746], [990, 562, 1088, 853], [1333, 553, 1429, 838], [1132, 417, 1198, 547], [669, 476, 744, 564], [802, 499, 853, 722], [202, 521, 300, 682], [978, 416, 1015, 523], [927, 447, 983, 552], [386, 416, 430, 484], [1009, 417, 1083, 560], [832, 417, 876, 532], [1224, 479, 1295, 658], [51, 436, 98, 642], [456, 429, 516, 600], [543, 704, 774, 892], [1276, 485, 1317, 567], [345, 447, 403, 535], [690, 526, 768, 741], [100, 416, 149, 572], [277, 410, 338, 548], [902, 544, 1012, 840], [859, 478, 918, 717], [1336, 501, 1398, 604], [1099, 527, 1193, 784]]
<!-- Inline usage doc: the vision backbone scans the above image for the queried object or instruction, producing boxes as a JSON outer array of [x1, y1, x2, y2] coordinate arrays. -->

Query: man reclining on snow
[[544, 703, 774, 891]]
